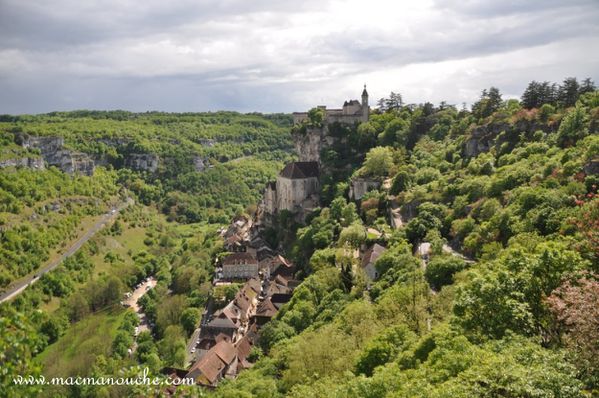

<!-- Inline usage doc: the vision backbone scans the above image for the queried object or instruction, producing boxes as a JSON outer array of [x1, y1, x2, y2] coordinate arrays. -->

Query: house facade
[[221, 252, 259, 280]]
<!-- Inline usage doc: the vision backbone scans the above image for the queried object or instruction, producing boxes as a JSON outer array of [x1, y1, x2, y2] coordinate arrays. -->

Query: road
[[0, 198, 134, 303]]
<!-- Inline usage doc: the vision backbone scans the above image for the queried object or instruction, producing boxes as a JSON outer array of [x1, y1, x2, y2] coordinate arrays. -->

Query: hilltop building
[[258, 86, 370, 224], [292, 85, 369, 125]]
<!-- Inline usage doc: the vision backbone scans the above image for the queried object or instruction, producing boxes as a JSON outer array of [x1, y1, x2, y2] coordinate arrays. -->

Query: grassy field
[[37, 307, 128, 378]]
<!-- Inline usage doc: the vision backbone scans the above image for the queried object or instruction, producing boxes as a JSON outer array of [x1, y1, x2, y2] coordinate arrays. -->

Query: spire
[[362, 84, 368, 97]]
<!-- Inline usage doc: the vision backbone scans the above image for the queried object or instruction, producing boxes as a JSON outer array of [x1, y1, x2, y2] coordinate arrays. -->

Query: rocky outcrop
[[463, 119, 554, 158], [293, 127, 325, 163], [584, 159, 599, 175], [0, 157, 45, 170], [193, 155, 207, 172], [17, 134, 95, 175], [463, 122, 509, 158], [198, 138, 216, 147], [51, 151, 95, 175], [19, 135, 64, 153], [125, 153, 159, 172]]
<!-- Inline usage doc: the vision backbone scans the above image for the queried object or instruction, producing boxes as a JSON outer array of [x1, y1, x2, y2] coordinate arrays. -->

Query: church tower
[[361, 84, 369, 122]]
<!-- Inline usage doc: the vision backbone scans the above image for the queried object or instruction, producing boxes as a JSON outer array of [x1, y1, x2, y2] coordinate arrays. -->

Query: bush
[[425, 255, 467, 291]]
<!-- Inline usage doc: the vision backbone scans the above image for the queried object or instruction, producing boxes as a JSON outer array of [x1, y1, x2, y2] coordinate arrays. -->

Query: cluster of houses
[[178, 215, 296, 388], [165, 87, 387, 392]]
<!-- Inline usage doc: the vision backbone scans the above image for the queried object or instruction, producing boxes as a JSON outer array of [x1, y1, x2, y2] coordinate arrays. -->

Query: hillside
[[1, 81, 598, 398]]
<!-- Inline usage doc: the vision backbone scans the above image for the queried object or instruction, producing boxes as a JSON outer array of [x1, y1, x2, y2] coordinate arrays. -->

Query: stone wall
[[349, 177, 381, 200]]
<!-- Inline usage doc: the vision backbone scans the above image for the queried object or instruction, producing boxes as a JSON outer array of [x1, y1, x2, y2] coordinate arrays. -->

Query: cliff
[[16, 134, 95, 175]]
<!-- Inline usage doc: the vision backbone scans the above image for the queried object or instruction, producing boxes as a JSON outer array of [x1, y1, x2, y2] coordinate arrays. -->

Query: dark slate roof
[[362, 85, 368, 96], [361, 243, 386, 268], [206, 315, 237, 330], [222, 252, 257, 265], [279, 161, 319, 179]]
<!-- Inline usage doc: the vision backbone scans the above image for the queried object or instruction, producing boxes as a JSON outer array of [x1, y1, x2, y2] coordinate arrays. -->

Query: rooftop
[[361, 243, 386, 268], [279, 161, 319, 179]]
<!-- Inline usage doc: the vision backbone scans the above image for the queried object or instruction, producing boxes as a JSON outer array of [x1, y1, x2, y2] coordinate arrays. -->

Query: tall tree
[[579, 77, 596, 95], [521, 81, 557, 109], [557, 77, 580, 108], [472, 87, 503, 118]]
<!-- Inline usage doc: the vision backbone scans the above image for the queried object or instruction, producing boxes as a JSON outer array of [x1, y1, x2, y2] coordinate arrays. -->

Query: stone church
[[263, 161, 320, 217]]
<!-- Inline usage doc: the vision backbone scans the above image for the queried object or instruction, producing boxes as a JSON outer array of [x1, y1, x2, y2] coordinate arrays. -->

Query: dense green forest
[[0, 112, 292, 288], [1, 78, 598, 398], [211, 78, 599, 398]]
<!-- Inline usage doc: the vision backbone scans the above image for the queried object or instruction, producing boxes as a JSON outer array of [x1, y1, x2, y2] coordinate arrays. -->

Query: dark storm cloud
[[0, 0, 597, 114]]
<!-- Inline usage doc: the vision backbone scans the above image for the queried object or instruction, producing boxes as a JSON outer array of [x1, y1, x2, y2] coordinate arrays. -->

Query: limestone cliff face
[[18, 134, 95, 175], [463, 119, 554, 158], [293, 127, 325, 163], [0, 157, 45, 170], [125, 153, 160, 172]]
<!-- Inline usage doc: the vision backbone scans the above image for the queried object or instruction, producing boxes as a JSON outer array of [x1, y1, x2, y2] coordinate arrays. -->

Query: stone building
[[263, 161, 320, 216], [349, 177, 382, 200], [361, 243, 386, 282], [292, 85, 369, 125], [221, 252, 259, 280]]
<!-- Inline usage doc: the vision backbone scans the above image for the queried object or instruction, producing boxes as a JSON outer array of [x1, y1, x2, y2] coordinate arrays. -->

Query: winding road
[[0, 197, 134, 303]]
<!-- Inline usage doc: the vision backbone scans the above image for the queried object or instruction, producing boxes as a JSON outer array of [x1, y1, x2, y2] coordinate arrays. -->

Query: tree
[[307, 107, 325, 127], [378, 91, 404, 112], [338, 223, 367, 249], [472, 87, 502, 119], [521, 81, 557, 109], [557, 105, 588, 147], [155, 295, 187, 337], [425, 255, 467, 291], [158, 325, 187, 367], [557, 77, 580, 108], [454, 268, 536, 340], [180, 307, 200, 336], [361, 146, 394, 177], [579, 77, 596, 96], [355, 325, 416, 376], [547, 274, 599, 389], [111, 330, 133, 359], [259, 320, 296, 352], [0, 307, 43, 398]]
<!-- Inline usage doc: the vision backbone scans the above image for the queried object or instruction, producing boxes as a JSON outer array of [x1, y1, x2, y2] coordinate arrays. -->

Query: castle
[[260, 86, 370, 223], [292, 85, 369, 125]]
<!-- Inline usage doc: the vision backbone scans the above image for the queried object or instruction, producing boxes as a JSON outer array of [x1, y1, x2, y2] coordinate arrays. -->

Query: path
[[388, 199, 403, 229], [125, 276, 157, 335], [0, 197, 134, 303]]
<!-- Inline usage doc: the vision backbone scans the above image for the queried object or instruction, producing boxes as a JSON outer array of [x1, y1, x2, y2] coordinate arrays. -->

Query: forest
[[1, 77, 598, 398]]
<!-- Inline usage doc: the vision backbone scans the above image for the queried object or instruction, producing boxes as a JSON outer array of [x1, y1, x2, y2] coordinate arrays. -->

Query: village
[[160, 86, 472, 390]]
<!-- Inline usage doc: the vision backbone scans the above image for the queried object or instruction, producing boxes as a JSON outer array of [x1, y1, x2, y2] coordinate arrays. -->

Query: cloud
[[0, 0, 597, 113]]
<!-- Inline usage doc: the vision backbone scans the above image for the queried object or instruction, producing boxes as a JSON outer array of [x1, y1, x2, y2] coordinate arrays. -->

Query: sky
[[0, 0, 598, 114]]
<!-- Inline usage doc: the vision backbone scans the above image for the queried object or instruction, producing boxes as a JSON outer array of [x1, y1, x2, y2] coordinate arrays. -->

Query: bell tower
[[361, 84, 369, 121]]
